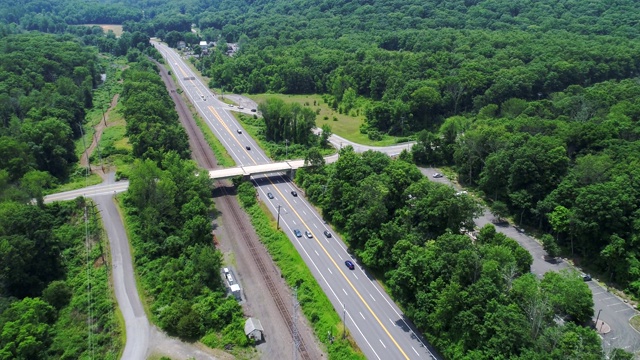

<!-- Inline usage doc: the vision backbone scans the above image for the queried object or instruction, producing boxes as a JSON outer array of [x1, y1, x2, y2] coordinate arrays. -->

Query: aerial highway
[[153, 40, 439, 359]]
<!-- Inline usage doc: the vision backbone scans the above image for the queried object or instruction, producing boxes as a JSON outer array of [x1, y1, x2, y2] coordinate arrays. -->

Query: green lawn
[[245, 93, 402, 146]]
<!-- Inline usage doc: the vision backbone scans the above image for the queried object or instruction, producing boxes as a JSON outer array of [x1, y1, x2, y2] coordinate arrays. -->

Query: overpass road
[[153, 40, 439, 359]]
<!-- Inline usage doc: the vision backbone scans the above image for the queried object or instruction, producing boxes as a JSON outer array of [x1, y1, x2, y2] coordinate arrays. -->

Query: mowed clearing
[[247, 93, 401, 146], [80, 24, 124, 37]]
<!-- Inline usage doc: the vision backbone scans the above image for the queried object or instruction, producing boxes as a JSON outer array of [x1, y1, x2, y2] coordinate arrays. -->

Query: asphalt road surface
[[94, 194, 151, 359], [420, 167, 640, 353], [154, 40, 440, 360]]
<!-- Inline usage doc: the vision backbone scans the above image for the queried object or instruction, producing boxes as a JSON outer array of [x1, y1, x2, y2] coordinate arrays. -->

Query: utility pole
[[285, 139, 289, 159], [277, 205, 281, 230], [595, 309, 602, 332], [343, 303, 347, 339]]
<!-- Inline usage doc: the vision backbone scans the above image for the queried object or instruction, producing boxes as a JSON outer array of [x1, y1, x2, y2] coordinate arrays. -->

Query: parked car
[[304, 231, 313, 238], [251, 108, 257, 112], [345, 260, 355, 270], [433, 173, 444, 178], [291, 190, 298, 197], [323, 230, 332, 238], [294, 229, 302, 237], [267, 192, 274, 199], [583, 274, 592, 281]]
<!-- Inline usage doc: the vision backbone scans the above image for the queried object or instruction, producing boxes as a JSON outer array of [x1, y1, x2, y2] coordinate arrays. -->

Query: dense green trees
[[412, 78, 640, 296], [0, 33, 100, 190], [296, 152, 603, 358], [121, 59, 190, 163]]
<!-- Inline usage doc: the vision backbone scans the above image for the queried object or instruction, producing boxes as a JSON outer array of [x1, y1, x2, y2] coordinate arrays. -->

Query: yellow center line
[[266, 178, 410, 359], [166, 50, 204, 97], [207, 106, 257, 165]]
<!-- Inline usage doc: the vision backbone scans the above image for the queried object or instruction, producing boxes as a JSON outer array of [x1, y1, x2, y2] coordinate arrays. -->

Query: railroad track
[[156, 60, 312, 359], [218, 185, 311, 360]]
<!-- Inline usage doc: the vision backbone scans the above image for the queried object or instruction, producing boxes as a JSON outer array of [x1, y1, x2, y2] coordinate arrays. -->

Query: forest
[[0, 32, 121, 359], [295, 149, 615, 359]]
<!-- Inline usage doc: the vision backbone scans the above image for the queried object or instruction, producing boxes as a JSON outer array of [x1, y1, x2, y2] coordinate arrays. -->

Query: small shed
[[244, 318, 264, 342]]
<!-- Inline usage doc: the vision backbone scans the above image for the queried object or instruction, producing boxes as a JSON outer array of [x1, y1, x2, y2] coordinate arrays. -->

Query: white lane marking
[[315, 250, 319, 256], [313, 223, 318, 228], [369, 293, 376, 302], [379, 339, 386, 348], [360, 312, 365, 320], [273, 218, 381, 360], [303, 210, 307, 215], [353, 273, 358, 280], [327, 268, 332, 274], [342, 288, 348, 296], [413, 346, 420, 356], [292, 220, 296, 225], [390, 318, 395, 326]]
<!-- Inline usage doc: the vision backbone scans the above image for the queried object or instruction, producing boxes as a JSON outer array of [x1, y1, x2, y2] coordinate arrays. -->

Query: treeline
[[120, 60, 248, 346], [416, 78, 640, 296], [205, 29, 639, 136], [0, 199, 121, 359], [0, 32, 100, 202], [121, 58, 190, 163], [295, 149, 612, 359]]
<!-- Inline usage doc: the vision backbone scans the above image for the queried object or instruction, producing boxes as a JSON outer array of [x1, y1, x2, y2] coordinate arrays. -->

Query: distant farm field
[[80, 24, 124, 37]]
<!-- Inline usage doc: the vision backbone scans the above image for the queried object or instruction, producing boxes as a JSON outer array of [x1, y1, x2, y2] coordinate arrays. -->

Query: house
[[199, 41, 208, 51], [177, 41, 186, 50], [244, 318, 264, 342]]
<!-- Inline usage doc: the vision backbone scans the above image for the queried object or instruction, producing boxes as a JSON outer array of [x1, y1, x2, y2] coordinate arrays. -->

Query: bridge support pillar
[[287, 168, 296, 180]]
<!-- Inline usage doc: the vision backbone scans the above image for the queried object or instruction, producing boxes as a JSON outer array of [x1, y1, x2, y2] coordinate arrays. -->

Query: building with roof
[[199, 40, 208, 51], [244, 318, 264, 342]]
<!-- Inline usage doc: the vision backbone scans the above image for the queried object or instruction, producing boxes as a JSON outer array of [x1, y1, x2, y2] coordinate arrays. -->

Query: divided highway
[[153, 41, 439, 359]]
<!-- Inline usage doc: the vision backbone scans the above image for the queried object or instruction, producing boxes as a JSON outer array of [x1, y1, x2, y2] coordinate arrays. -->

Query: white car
[[433, 173, 444, 178]]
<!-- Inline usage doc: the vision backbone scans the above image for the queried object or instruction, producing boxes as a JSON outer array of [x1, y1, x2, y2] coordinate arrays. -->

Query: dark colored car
[[251, 108, 257, 112], [246, 145, 251, 150], [304, 231, 313, 238], [433, 173, 444, 178], [583, 274, 592, 281], [294, 229, 302, 237], [323, 230, 332, 238], [291, 190, 298, 197], [345, 260, 355, 270], [267, 192, 274, 199]]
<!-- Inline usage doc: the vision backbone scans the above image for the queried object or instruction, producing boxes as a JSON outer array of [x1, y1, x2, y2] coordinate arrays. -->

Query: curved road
[[421, 167, 640, 353]]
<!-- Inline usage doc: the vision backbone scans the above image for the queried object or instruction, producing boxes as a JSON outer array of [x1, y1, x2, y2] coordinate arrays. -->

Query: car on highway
[[304, 231, 313, 238], [345, 260, 355, 270], [267, 192, 274, 199], [228, 104, 234, 107], [246, 145, 251, 150], [323, 230, 332, 238], [251, 108, 257, 112], [433, 173, 444, 178], [291, 190, 298, 197], [237, 129, 242, 134], [294, 229, 302, 238], [238, 106, 244, 109]]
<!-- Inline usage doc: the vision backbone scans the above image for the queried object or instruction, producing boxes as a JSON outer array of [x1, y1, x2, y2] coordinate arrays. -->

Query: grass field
[[80, 24, 124, 37], [246, 93, 402, 146]]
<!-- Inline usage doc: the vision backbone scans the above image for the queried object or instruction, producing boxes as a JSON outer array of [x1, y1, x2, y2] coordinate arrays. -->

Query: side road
[[420, 167, 640, 353]]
